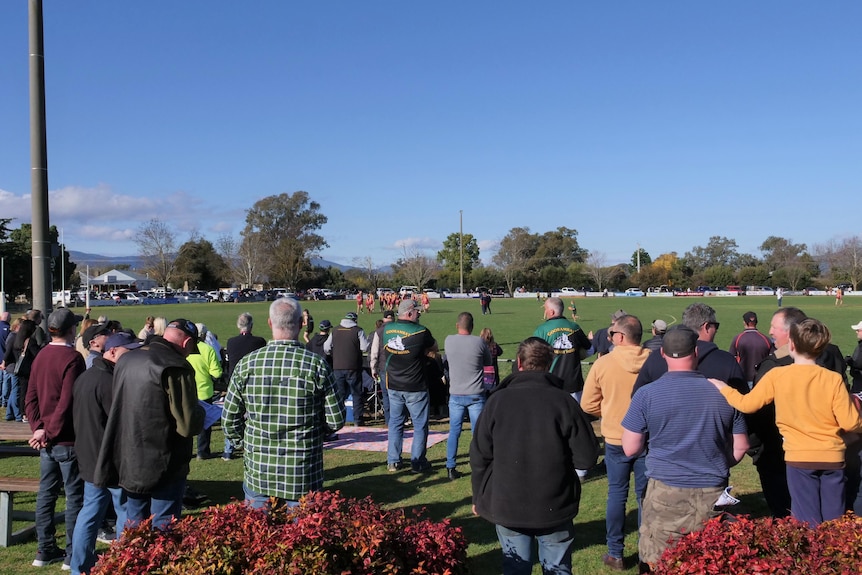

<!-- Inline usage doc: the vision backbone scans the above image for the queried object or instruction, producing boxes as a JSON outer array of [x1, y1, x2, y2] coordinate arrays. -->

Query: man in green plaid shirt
[[222, 298, 345, 508]]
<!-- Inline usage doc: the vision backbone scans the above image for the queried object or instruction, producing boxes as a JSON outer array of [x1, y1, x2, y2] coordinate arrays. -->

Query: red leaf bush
[[653, 512, 862, 574], [90, 490, 469, 575]]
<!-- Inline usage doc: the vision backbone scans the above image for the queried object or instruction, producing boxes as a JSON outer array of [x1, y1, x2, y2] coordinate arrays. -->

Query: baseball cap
[[166, 318, 200, 354], [104, 331, 145, 352], [345, 312, 358, 321], [611, 309, 627, 321], [662, 326, 698, 358], [82, 323, 112, 350], [47, 308, 84, 334], [398, 298, 421, 316], [382, 310, 395, 319], [652, 319, 668, 334], [743, 311, 758, 324], [319, 319, 332, 330], [852, 321, 862, 330]]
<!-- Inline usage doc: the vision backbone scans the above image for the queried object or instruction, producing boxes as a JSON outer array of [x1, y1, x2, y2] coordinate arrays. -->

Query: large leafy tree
[[0, 223, 76, 300], [683, 236, 742, 272], [174, 235, 227, 290], [630, 248, 652, 271], [242, 191, 328, 289], [759, 236, 808, 272], [136, 218, 178, 289], [531, 227, 587, 269], [437, 233, 480, 275], [492, 227, 539, 294]]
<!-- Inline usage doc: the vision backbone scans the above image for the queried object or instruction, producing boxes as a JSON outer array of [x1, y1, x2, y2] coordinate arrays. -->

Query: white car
[[624, 288, 645, 297]]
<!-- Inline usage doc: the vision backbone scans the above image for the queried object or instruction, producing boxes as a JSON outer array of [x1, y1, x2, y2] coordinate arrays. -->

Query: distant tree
[[585, 251, 611, 291], [815, 236, 862, 291], [737, 265, 771, 287], [136, 218, 178, 289], [630, 248, 652, 272], [217, 233, 265, 289], [703, 265, 736, 288], [759, 236, 808, 272], [532, 227, 588, 269], [683, 236, 741, 271], [352, 256, 386, 292], [492, 227, 539, 295], [0, 223, 76, 300], [469, 265, 503, 292], [242, 191, 328, 289], [174, 237, 227, 290], [538, 265, 567, 292], [392, 248, 439, 291], [437, 233, 480, 279]]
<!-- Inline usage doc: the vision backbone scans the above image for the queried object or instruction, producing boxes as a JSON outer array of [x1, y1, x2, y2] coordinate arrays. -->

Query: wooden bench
[[0, 477, 41, 547]]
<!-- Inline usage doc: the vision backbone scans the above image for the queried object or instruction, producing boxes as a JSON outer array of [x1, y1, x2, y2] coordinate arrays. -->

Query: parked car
[[624, 288, 645, 297]]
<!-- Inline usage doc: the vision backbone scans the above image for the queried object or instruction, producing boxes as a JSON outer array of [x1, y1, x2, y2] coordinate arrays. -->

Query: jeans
[[3, 372, 22, 420], [197, 426, 212, 457], [1, 370, 10, 405], [70, 482, 124, 575], [223, 437, 235, 458], [604, 442, 647, 559], [446, 394, 485, 469], [387, 389, 430, 468], [124, 477, 186, 531], [495, 521, 575, 575], [334, 369, 364, 422], [380, 380, 390, 425], [36, 445, 84, 554], [242, 483, 299, 512]]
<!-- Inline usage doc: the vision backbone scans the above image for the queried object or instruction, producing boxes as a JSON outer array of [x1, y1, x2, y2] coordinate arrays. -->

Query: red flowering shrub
[[653, 513, 862, 575], [90, 490, 469, 575]]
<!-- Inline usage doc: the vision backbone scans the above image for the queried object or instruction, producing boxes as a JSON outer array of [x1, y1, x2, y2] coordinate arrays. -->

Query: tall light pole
[[459, 210, 464, 294], [30, 0, 52, 319], [637, 242, 641, 274], [0, 257, 6, 315], [60, 227, 65, 306]]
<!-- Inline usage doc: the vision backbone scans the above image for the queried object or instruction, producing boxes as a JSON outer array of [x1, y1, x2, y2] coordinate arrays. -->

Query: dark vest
[[332, 325, 362, 370]]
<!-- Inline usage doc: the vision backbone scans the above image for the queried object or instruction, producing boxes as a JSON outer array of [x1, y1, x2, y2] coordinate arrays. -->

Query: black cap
[[662, 326, 698, 358], [47, 308, 84, 334], [82, 323, 111, 349]]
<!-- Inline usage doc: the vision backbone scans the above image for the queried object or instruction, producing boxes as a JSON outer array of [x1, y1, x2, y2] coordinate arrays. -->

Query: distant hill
[[68, 251, 357, 273]]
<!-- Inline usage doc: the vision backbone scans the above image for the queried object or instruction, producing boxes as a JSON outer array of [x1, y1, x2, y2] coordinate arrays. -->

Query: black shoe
[[32, 547, 65, 567], [447, 467, 462, 480], [411, 462, 433, 474]]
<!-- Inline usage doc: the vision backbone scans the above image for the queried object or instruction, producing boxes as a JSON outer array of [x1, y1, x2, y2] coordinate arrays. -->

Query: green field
[[0, 294, 858, 574]]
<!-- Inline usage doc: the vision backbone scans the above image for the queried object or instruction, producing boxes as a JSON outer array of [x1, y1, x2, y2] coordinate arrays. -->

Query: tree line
[[2, 193, 861, 298]]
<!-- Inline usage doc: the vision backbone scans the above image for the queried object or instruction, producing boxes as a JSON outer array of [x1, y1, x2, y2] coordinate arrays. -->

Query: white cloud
[[392, 237, 440, 252]]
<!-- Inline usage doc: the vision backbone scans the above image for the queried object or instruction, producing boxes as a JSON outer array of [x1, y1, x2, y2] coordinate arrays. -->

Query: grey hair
[[195, 323, 208, 338], [682, 303, 717, 331], [545, 297, 564, 317], [237, 313, 253, 331], [269, 298, 302, 337]]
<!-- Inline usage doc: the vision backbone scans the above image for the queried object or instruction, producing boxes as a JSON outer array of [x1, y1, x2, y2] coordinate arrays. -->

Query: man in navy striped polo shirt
[[621, 326, 749, 571]]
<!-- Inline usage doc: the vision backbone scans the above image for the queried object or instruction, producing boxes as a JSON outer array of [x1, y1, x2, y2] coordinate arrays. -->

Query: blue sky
[[1, 1, 860, 268]]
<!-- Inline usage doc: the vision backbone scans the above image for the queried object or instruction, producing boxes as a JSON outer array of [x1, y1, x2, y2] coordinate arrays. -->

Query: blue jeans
[[446, 394, 485, 469], [124, 477, 186, 531], [36, 445, 84, 554], [334, 369, 364, 422], [3, 372, 22, 420], [1, 370, 10, 405], [387, 389, 430, 468], [70, 482, 124, 575], [242, 483, 300, 512], [604, 442, 647, 559], [380, 380, 390, 425], [495, 521, 575, 575]]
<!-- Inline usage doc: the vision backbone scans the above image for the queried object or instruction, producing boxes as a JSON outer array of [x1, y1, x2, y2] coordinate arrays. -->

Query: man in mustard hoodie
[[581, 314, 651, 571]]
